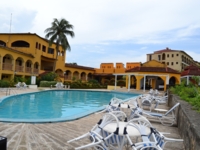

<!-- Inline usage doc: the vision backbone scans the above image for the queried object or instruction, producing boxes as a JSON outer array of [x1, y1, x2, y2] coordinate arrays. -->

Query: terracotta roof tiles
[[126, 66, 180, 74], [181, 65, 200, 76]]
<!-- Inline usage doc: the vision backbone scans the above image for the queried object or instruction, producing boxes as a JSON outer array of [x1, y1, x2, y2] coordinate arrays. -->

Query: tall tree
[[44, 18, 75, 71]]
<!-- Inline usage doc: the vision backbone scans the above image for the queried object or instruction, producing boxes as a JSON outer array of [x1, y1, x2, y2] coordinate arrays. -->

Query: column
[[143, 75, 146, 92], [187, 76, 189, 85], [128, 75, 130, 92], [114, 75, 117, 90]]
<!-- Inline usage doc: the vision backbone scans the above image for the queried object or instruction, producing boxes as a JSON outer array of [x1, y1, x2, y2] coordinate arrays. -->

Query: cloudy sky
[[0, 0, 200, 68]]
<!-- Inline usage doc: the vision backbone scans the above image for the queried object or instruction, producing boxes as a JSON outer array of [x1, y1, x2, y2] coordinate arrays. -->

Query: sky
[[0, 0, 200, 68]]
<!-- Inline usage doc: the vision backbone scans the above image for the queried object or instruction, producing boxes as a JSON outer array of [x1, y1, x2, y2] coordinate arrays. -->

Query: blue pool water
[[0, 90, 139, 123]]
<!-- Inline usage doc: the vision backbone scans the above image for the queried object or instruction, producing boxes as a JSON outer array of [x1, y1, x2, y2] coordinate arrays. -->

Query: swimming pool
[[0, 90, 139, 123]]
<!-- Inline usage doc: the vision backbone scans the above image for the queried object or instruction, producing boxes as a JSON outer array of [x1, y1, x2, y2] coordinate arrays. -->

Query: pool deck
[[0, 88, 184, 150]]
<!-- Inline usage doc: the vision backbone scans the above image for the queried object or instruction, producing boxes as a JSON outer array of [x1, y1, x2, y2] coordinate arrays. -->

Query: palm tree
[[44, 18, 75, 71]]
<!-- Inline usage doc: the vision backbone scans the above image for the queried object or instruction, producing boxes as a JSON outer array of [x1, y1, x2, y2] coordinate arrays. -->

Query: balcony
[[64, 75, 71, 80], [15, 65, 24, 72], [2, 63, 13, 71], [33, 68, 39, 74], [81, 77, 86, 81], [25, 67, 32, 73]]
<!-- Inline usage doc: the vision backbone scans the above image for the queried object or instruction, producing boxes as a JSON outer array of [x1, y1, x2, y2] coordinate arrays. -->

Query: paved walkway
[[0, 88, 184, 150]]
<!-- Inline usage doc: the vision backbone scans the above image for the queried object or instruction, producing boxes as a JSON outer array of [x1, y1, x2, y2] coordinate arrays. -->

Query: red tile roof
[[154, 47, 179, 54], [181, 65, 200, 76], [65, 63, 94, 70], [126, 66, 180, 74]]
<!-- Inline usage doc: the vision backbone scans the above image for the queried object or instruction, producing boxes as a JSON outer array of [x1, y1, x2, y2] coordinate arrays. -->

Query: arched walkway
[[15, 57, 24, 72], [81, 72, 86, 81]]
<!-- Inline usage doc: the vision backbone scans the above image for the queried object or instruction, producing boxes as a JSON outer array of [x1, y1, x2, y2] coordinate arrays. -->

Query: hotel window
[[167, 54, 169, 57], [48, 47, 54, 54], [35, 42, 38, 49], [176, 62, 178, 64], [177, 54, 179, 56], [158, 55, 161, 60], [171, 62, 174, 65], [167, 62, 169, 65], [38, 43, 41, 50], [42, 45, 46, 52], [172, 54, 174, 57]]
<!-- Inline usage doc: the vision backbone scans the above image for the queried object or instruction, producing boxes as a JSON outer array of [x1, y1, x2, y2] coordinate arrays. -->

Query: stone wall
[[168, 93, 200, 150]]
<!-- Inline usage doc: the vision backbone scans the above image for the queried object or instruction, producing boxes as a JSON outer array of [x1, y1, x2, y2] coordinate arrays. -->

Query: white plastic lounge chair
[[15, 82, 21, 89], [142, 103, 180, 126], [153, 95, 168, 109], [140, 95, 155, 111], [55, 82, 65, 89], [21, 82, 28, 89]]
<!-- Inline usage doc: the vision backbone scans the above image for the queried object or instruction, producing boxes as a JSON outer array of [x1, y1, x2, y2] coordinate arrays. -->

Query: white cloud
[[1, 0, 200, 44], [0, 0, 200, 67]]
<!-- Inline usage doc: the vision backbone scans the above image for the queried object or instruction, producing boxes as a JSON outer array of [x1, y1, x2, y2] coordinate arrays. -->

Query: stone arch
[[15, 57, 24, 72], [33, 62, 40, 74], [55, 69, 64, 77], [64, 70, 72, 80], [0, 40, 6, 46], [11, 40, 30, 47], [25, 60, 33, 73], [81, 72, 86, 81], [169, 76, 179, 85], [73, 71, 79, 80], [87, 73, 93, 81], [2, 54, 14, 71]]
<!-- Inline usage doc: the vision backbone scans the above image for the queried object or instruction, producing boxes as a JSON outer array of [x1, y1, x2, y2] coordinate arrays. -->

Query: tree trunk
[[53, 44, 59, 72]]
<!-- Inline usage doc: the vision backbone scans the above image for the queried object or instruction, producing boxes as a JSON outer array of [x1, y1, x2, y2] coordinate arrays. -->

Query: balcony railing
[[59, 74, 64, 78], [15, 65, 24, 72], [81, 77, 86, 81], [33, 68, 39, 74], [2, 63, 13, 71], [64, 75, 71, 80], [25, 67, 32, 73]]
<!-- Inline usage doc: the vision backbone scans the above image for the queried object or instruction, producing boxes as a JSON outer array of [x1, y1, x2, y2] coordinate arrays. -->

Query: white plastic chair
[[149, 128, 183, 149], [55, 82, 64, 89], [21, 82, 28, 89], [142, 103, 180, 126], [15, 82, 22, 89], [95, 97, 123, 114], [125, 117, 162, 150], [140, 95, 154, 111], [68, 111, 127, 150]]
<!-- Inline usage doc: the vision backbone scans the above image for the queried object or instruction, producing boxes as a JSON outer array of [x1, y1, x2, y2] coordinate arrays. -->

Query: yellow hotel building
[[0, 33, 95, 81], [0, 33, 182, 91]]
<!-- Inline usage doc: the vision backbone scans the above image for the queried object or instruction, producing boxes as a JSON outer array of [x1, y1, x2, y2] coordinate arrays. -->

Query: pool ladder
[[6, 88, 18, 96]]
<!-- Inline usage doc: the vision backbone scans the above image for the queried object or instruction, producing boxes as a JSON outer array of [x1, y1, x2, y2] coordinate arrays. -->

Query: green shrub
[[109, 79, 115, 85], [64, 81, 71, 86], [117, 80, 126, 86], [0, 80, 10, 87], [40, 81, 57, 87], [103, 79, 110, 85], [170, 81, 200, 111], [41, 72, 58, 81]]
